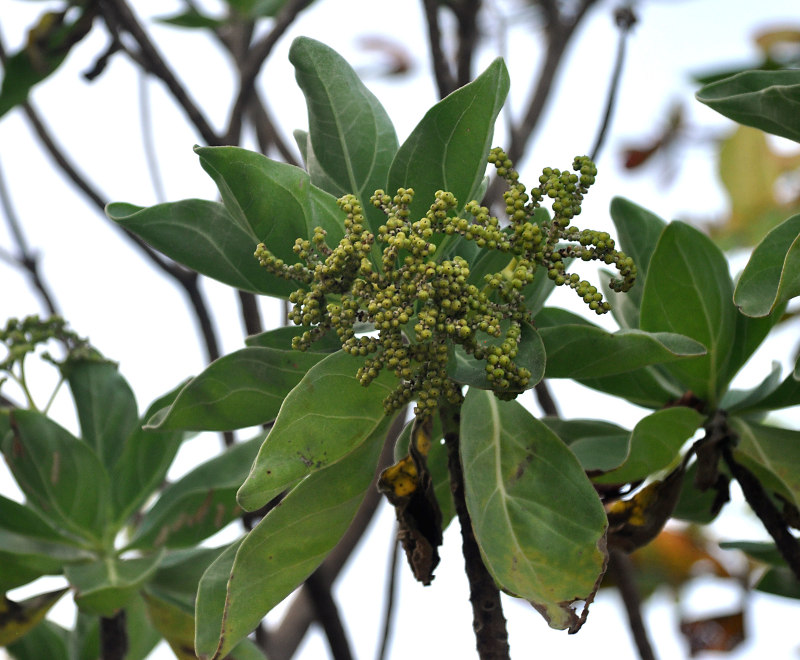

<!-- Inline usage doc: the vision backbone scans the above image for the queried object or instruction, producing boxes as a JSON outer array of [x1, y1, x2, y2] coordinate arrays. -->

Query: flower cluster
[[255, 149, 636, 416]]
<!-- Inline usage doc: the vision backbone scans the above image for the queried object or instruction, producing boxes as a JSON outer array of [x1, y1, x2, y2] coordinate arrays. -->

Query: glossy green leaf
[[720, 303, 784, 390], [2, 409, 110, 541], [156, 9, 226, 29], [0, 588, 68, 647], [568, 435, 630, 473], [539, 324, 706, 379], [0, 495, 91, 590], [640, 221, 736, 403], [148, 347, 325, 432], [731, 418, 800, 509], [577, 366, 685, 410], [128, 437, 261, 550], [293, 129, 342, 197], [289, 36, 397, 231], [460, 389, 607, 631], [672, 462, 724, 524], [106, 200, 294, 297], [0, 8, 94, 118], [593, 407, 704, 484], [603, 197, 667, 329], [5, 619, 69, 660], [388, 59, 510, 220], [148, 546, 230, 610], [540, 418, 629, 445], [237, 350, 396, 511], [738, 364, 800, 413], [65, 552, 163, 617], [109, 385, 185, 527], [195, 145, 344, 255], [447, 322, 545, 391], [62, 357, 138, 470], [720, 361, 782, 412], [696, 69, 800, 143], [196, 423, 386, 660], [245, 324, 342, 352], [733, 213, 800, 317]]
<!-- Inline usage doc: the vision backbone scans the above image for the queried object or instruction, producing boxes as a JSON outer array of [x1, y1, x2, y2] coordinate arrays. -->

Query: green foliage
[[4, 17, 800, 660]]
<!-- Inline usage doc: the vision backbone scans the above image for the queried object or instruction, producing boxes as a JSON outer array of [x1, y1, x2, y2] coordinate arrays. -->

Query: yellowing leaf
[[0, 588, 68, 646]]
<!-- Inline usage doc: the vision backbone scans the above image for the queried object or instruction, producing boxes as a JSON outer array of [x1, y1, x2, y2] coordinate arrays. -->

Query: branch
[[304, 570, 354, 660], [376, 535, 400, 660], [454, 0, 482, 88], [440, 400, 510, 660], [99, 0, 221, 145], [723, 447, 800, 581], [534, 380, 559, 417], [0, 157, 59, 315], [225, 0, 315, 144], [609, 549, 657, 660], [421, 0, 456, 98], [589, 6, 637, 162], [99, 611, 127, 660]]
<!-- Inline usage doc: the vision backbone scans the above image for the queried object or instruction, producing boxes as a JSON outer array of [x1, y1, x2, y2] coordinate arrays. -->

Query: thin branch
[[138, 71, 167, 203], [440, 400, 510, 660], [0, 157, 59, 315], [238, 290, 263, 337], [305, 570, 355, 660], [589, 6, 637, 162], [225, 0, 315, 144], [421, 0, 457, 98], [99, 0, 221, 145], [454, 0, 482, 88], [534, 380, 559, 417], [723, 446, 800, 581], [609, 549, 657, 660], [248, 92, 301, 165], [376, 535, 400, 660], [99, 610, 127, 660]]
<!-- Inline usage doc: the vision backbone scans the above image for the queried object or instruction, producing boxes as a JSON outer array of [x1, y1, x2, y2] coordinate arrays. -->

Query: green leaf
[[245, 324, 342, 352], [387, 58, 510, 220], [237, 350, 396, 511], [672, 462, 723, 524], [65, 552, 164, 617], [540, 417, 629, 445], [142, 589, 199, 660], [460, 389, 607, 631], [62, 357, 138, 470], [149, 546, 230, 610], [128, 437, 262, 550], [109, 385, 185, 527], [733, 213, 800, 317], [640, 221, 737, 403], [719, 540, 784, 565], [593, 408, 704, 484], [5, 620, 69, 660], [0, 589, 68, 647], [604, 198, 667, 329], [293, 129, 342, 197], [0, 8, 94, 118], [106, 200, 294, 297], [757, 566, 800, 599], [540, 325, 706, 379], [2, 409, 110, 541], [195, 144, 344, 246], [696, 69, 800, 143], [156, 9, 226, 29], [447, 321, 544, 391], [738, 364, 800, 413], [196, 423, 386, 660], [148, 347, 326, 432], [577, 366, 685, 410], [0, 495, 91, 590], [289, 37, 398, 232], [731, 418, 800, 509], [720, 361, 782, 412], [721, 304, 784, 390]]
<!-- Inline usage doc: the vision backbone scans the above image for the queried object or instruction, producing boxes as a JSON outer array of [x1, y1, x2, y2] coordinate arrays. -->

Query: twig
[[238, 290, 263, 337], [0, 157, 59, 315], [534, 380, 559, 417], [99, 0, 221, 145], [138, 71, 166, 203], [421, 0, 457, 98], [723, 447, 800, 581], [248, 92, 301, 166], [99, 610, 127, 660], [305, 570, 355, 660], [225, 0, 315, 144], [454, 0, 482, 88], [609, 549, 657, 660], [589, 5, 637, 162], [440, 400, 510, 660], [376, 535, 400, 660]]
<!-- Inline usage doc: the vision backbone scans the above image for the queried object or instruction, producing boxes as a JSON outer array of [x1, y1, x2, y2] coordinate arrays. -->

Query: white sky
[[2, 0, 800, 658]]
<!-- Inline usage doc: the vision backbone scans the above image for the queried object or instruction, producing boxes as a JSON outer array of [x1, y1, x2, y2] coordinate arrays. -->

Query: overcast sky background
[[2, 0, 800, 658]]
